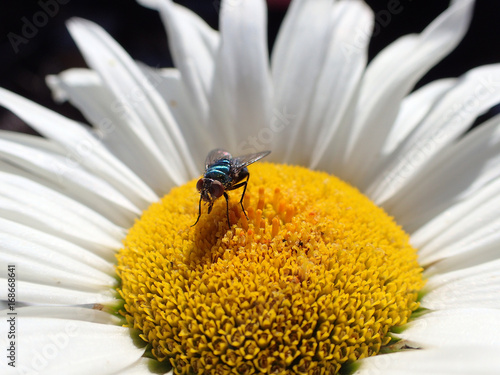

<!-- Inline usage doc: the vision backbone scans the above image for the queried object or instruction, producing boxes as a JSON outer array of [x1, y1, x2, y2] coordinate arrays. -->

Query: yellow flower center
[[116, 163, 424, 375]]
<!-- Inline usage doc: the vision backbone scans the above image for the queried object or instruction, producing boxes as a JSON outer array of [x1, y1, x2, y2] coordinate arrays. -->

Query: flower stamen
[[116, 163, 424, 374]]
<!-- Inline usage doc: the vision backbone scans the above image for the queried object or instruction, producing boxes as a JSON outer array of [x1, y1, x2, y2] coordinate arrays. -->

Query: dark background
[[1, 0, 500, 134]]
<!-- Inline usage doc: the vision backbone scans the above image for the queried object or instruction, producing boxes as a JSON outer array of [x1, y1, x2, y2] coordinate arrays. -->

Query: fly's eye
[[209, 181, 224, 198], [196, 179, 204, 191]]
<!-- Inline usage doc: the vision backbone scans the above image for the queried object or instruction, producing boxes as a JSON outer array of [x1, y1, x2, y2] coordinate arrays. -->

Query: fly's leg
[[230, 173, 250, 221], [191, 195, 203, 227], [223, 192, 230, 227]]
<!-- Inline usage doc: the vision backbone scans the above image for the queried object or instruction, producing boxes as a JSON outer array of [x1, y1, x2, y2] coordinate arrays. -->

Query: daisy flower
[[1, 0, 500, 374]]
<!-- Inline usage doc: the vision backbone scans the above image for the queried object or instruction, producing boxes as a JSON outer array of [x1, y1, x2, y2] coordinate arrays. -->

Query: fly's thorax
[[204, 159, 232, 186]]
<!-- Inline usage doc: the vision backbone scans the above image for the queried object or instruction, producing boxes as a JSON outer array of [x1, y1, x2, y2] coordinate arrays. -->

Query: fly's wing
[[231, 151, 271, 173], [205, 149, 232, 169]]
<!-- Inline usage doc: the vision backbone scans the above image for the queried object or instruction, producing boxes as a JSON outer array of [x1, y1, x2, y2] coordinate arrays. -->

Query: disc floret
[[117, 163, 424, 374]]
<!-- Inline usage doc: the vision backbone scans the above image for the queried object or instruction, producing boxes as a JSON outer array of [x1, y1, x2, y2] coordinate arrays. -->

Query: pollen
[[116, 163, 424, 374]]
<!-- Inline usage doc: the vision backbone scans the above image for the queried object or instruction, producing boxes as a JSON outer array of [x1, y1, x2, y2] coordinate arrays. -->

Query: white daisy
[[1, 0, 500, 374]]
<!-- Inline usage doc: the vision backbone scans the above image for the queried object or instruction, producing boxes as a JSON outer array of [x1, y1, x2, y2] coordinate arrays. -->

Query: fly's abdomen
[[204, 159, 232, 185]]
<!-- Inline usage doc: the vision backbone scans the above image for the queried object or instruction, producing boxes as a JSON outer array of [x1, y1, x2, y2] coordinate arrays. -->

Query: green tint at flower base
[[116, 163, 424, 375]]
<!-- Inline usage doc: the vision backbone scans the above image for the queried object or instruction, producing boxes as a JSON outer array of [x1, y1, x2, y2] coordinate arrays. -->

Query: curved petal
[[137, 65, 213, 167], [0, 246, 116, 292], [412, 176, 500, 249], [208, 0, 272, 151], [422, 227, 500, 272], [271, 0, 373, 165], [353, 346, 500, 375], [381, 79, 457, 156], [0, 189, 119, 256], [46, 68, 198, 191], [416, 187, 500, 267], [361, 78, 457, 187], [271, 0, 333, 97], [422, 259, 500, 310], [1, 306, 121, 324], [369, 64, 500, 205], [0, 196, 115, 259], [0, 88, 157, 207], [67, 18, 198, 182], [111, 357, 170, 375], [344, 0, 475, 187], [0, 217, 115, 273], [0, 172, 123, 249], [381, 110, 500, 232], [0, 279, 117, 306], [395, 309, 500, 348], [425, 231, 500, 275], [138, 0, 219, 124], [0, 134, 140, 227], [0, 255, 113, 292], [299, 1, 373, 171], [0, 316, 144, 375], [0, 232, 114, 284]]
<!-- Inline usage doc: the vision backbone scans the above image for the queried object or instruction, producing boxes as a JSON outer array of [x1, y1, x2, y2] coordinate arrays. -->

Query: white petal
[[0, 232, 114, 284], [382, 79, 456, 155], [0, 279, 116, 306], [271, 0, 332, 97], [0, 134, 140, 227], [417, 202, 500, 268], [0, 260, 115, 293], [67, 18, 198, 182], [292, 1, 374, 171], [359, 78, 456, 186], [271, 0, 363, 163], [395, 308, 500, 348], [0, 127, 65, 153], [381, 111, 500, 232], [413, 175, 500, 269], [424, 231, 500, 275], [0, 317, 144, 375], [111, 357, 169, 375], [0, 196, 116, 260], [208, 0, 272, 151], [0, 192, 117, 258], [138, 0, 219, 123], [422, 259, 500, 309], [354, 346, 500, 375], [369, 64, 500, 206], [1, 306, 121, 324], [46, 68, 190, 192], [345, 0, 475, 187], [411, 176, 500, 249], [0, 172, 123, 250], [0, 216, 114, 274], [0, 88, 157, 207], [137, 65, 213, 166], [0, 249, 115, 292]]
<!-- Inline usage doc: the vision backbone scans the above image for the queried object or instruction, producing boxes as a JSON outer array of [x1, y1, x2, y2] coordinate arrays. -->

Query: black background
[[1, 0, 500, 134]]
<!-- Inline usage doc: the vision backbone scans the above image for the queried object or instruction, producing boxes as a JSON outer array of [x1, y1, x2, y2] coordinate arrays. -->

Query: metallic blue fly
[[192, 149, 271, 227]]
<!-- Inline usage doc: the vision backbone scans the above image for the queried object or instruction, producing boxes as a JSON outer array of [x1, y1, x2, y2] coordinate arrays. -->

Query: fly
[[192, 149, 271, 227]]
